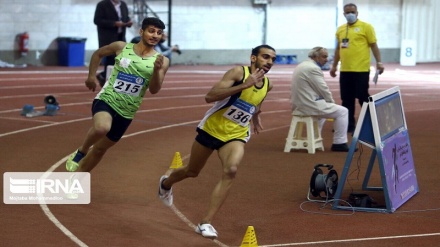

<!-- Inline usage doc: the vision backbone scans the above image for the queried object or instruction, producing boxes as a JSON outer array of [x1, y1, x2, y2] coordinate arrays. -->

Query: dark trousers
[[339, 72, 370, 129], [99, 55, 115, 78], [99, 32, 125, 78]]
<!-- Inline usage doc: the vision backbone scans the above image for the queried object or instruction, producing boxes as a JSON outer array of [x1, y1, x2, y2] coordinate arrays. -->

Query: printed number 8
[[405, 47, 412, 57]]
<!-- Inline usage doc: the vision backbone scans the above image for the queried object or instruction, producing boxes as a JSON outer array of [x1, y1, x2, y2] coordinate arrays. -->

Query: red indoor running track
[[1, 63, 440, 247]]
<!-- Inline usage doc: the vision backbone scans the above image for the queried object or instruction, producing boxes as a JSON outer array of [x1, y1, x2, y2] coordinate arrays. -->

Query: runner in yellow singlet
[[158, 45, 276, 239]]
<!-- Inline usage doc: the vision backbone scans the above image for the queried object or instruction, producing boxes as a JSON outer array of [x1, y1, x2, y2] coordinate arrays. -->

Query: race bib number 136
[[113, 72, 145, 97], [223, 99, 256, 127]]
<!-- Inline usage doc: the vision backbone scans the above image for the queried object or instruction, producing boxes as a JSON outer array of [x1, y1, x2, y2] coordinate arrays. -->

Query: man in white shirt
[[291, 47, 350, 152]]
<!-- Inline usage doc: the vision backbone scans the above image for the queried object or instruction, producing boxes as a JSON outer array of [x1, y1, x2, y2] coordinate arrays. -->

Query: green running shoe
[[66, 150, 83, 172]]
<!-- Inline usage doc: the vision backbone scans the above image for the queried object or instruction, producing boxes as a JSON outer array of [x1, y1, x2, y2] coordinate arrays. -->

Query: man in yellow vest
[[330, 3, 385, 133]]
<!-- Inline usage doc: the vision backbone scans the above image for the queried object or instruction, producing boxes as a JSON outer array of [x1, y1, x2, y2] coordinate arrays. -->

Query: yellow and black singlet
[[197, 66, 270, 142]]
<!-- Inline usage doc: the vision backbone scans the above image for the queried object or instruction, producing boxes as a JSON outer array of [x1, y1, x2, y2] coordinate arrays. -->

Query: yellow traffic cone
[[240, 226, 258, 247], [169, 152, 183, 169]]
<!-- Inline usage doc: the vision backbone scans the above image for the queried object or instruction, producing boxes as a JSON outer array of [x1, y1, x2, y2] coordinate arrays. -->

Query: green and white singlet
[[198, 66, 270, 142], [95, 43, 158, 119]]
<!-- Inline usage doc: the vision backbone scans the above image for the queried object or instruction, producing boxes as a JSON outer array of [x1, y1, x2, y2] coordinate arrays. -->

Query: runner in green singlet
[[65, 17, 169, 173]]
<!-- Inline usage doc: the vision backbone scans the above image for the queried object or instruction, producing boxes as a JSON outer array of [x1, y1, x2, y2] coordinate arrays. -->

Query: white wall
[[1, 0, 434, 65], [155, 0, 401, 50], [1, 0, 96, 51], [401, 0, 440, 62]]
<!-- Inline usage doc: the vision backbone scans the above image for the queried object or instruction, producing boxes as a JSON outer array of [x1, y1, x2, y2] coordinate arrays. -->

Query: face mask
[[345, 13, 357, 24]]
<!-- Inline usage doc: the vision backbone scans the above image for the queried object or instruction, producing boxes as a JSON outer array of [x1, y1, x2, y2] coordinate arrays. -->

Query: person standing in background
[[94, 0, 133, 87], [329, 3, 385, 133]]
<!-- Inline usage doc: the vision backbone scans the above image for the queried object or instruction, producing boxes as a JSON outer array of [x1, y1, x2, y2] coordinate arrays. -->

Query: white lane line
[[0, 118, 90, 138], [0, 71, 88, 75], [170, 204, 229, 247], [0, 102, 88, 114], [0, 100, 289, 137], [0, 92, 89, 100], [35, 111, 286, 247], [3, 66, 438, 245], [0, 116, 58, 124], [258, 232, 440, 246], [31, 113, 440, 247], [0, 84, 87, 89], [34, 119, 232, 247], [39, 158, 88, 247]]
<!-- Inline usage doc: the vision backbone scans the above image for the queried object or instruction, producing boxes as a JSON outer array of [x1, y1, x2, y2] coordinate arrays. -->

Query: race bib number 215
[[113, 72, 145, 97]]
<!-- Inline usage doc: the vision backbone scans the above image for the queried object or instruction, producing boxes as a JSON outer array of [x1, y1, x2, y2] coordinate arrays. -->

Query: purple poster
[[381, 130, 419, 211]]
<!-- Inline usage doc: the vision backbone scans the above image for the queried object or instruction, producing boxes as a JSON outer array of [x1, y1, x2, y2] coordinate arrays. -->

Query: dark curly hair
[[141, 17, 165, 30]]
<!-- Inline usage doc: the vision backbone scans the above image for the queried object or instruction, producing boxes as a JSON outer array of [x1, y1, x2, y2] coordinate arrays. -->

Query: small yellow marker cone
[[169, 152, 183, 169], [240, 226, 258, 247]]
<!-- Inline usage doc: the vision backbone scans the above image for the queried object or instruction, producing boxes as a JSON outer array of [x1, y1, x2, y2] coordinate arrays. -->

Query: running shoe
[[66, 150, 83, 172], [158, 175, 173, 206], [195, 223, 218, 239]]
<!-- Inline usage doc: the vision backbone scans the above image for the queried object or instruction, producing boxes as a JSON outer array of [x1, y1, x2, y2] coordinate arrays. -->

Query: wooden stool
[[284, 115, 324, 154]]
